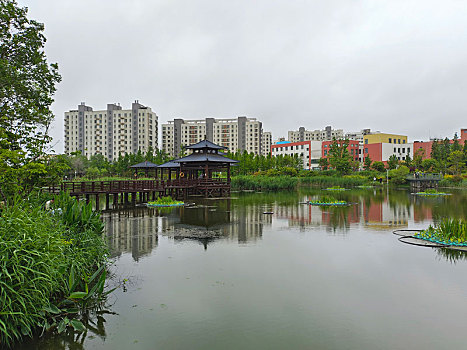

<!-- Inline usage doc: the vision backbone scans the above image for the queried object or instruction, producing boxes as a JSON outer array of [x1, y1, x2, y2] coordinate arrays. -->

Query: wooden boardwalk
[[47, 179, 231, 209]]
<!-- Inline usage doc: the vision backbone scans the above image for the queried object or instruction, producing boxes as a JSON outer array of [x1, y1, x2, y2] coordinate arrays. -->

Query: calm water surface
[[22, 188, 467, 349]]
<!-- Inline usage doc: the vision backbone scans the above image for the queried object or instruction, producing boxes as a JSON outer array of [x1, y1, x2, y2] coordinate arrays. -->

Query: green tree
[[448, 150, 464, 175], [387, 155, 399, 170], [328, 138, 352, 175], [413, 148, 425, 170], [421, 158, 438, 172], [319, 157, 329, 170], [364, 155, 372, 170], [389, 165, 410, 185], [371, 161, 385, 172], [0, 0, 62, 199]]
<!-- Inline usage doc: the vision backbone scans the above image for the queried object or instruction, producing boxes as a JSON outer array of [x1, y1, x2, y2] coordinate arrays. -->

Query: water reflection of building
[[228, 205, 267, 243], [362, 199, 409, 229], [273, 204, 322, 229], [105, 207, 159, 262], [269, 195, 413, 231]]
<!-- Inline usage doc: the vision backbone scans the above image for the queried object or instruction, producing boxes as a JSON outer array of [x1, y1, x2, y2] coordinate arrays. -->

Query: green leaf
[[44, 304, 61, 314], [57, 319, 67, 334], [68, 292, 88, 299], [62, 308, 79, 314], [70, 319, 86, 332], [88, 264, 105, 284]]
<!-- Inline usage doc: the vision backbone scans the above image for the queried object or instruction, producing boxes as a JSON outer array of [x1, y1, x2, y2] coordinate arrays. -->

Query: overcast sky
[[22, 0, 467, 152]]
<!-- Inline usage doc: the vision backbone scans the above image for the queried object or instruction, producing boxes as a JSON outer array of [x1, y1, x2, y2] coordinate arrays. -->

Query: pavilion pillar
[[227, 164, 231, 182]]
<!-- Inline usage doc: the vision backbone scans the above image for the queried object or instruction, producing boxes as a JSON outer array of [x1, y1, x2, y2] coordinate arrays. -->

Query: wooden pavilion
[[175, 140, 238, 182], [130, 160, 158, 177]]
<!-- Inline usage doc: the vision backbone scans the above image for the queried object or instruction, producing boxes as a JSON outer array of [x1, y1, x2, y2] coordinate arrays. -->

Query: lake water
[[21, 188, 467, 349]]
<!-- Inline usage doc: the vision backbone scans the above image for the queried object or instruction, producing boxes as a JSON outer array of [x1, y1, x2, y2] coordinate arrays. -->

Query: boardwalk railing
[[406, 173, 443, 181], [47, 178, 230, 195]]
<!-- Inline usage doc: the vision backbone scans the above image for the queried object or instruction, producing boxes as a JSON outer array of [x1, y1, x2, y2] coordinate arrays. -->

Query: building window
[[389, 138, 392, 143]]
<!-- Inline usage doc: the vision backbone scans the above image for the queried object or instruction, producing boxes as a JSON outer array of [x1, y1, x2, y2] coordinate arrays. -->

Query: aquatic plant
[[415, 219, 467, 246], [148, 196, 184, 206], [415, 188, 449, 196], [0, 194, 109, 347], [308, 196, 347, 206], [324, 186, 347, 191]]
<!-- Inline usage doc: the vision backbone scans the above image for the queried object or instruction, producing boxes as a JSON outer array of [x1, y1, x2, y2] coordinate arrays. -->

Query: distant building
[[363, 142, 413, 164], [271, 140, 322, 169], [64, 101, 158, 160], [288, 126, 344, 142], [261, 131, 272, 156], [363, 132, 407, 145], [345, 128, 372, 144], [161, 117, 267, 157]]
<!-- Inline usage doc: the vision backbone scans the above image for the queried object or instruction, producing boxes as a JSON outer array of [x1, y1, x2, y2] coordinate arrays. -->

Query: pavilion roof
[[130, 161, 158, 168], [186, 139, 226, 150], [175, 152, 238, 164], [157, 160, 180, 168]]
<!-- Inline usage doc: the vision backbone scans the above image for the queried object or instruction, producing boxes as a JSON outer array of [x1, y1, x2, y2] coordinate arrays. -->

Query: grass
[[231, 175, 371, 191], [415, 219, 467, 246], [147, 196, 184, 206], [0, 193, 108, 347], [231, 175, 298, 191]]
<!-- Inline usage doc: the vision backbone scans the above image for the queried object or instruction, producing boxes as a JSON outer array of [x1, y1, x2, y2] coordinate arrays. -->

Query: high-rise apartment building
[[261, 131, 272, 156], [162, 116, 268, 157], [64, 101, 158, 160], [288, 126, 344, 142]]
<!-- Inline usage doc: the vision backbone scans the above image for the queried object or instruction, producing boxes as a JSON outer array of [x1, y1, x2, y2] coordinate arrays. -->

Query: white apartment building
[[64, 101, 158, 160], [271, 140, 322, 170], [288, 126, 344, 142], [261, 132, 272, 156], [162, 116, 269, 157]]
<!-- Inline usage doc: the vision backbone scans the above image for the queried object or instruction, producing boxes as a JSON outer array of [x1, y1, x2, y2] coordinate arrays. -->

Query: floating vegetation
[[324, 186, 348, 191], [308, 196, 348, 206], [147, 196, 184, 207], [414, 219, 467, 247], [415, 188, 450, 196]]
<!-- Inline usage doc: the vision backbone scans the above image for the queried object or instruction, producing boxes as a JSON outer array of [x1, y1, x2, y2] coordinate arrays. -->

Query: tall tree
[[0, 0, 62, 198], [328, 138, 352, 175], [0, 0, 61, 157], [364, 155, 372, 171]]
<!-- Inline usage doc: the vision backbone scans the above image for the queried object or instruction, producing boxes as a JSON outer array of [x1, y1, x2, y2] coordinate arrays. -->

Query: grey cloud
[[22, 0, 467, 151]]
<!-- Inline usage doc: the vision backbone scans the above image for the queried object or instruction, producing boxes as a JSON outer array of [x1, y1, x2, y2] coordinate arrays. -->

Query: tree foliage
[[328, 138, 353, 175], [0, 0, 62, 199]]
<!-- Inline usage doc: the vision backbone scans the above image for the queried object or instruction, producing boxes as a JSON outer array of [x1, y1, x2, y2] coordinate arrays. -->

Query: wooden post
[[113, 193, 118, 209], [105, 194, 110, 210], [95, 194, 99, 210]]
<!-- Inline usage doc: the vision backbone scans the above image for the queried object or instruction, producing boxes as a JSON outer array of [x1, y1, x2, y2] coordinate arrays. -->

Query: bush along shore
[[0, 192, 110, 347], [231, 173, 374, 191]]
